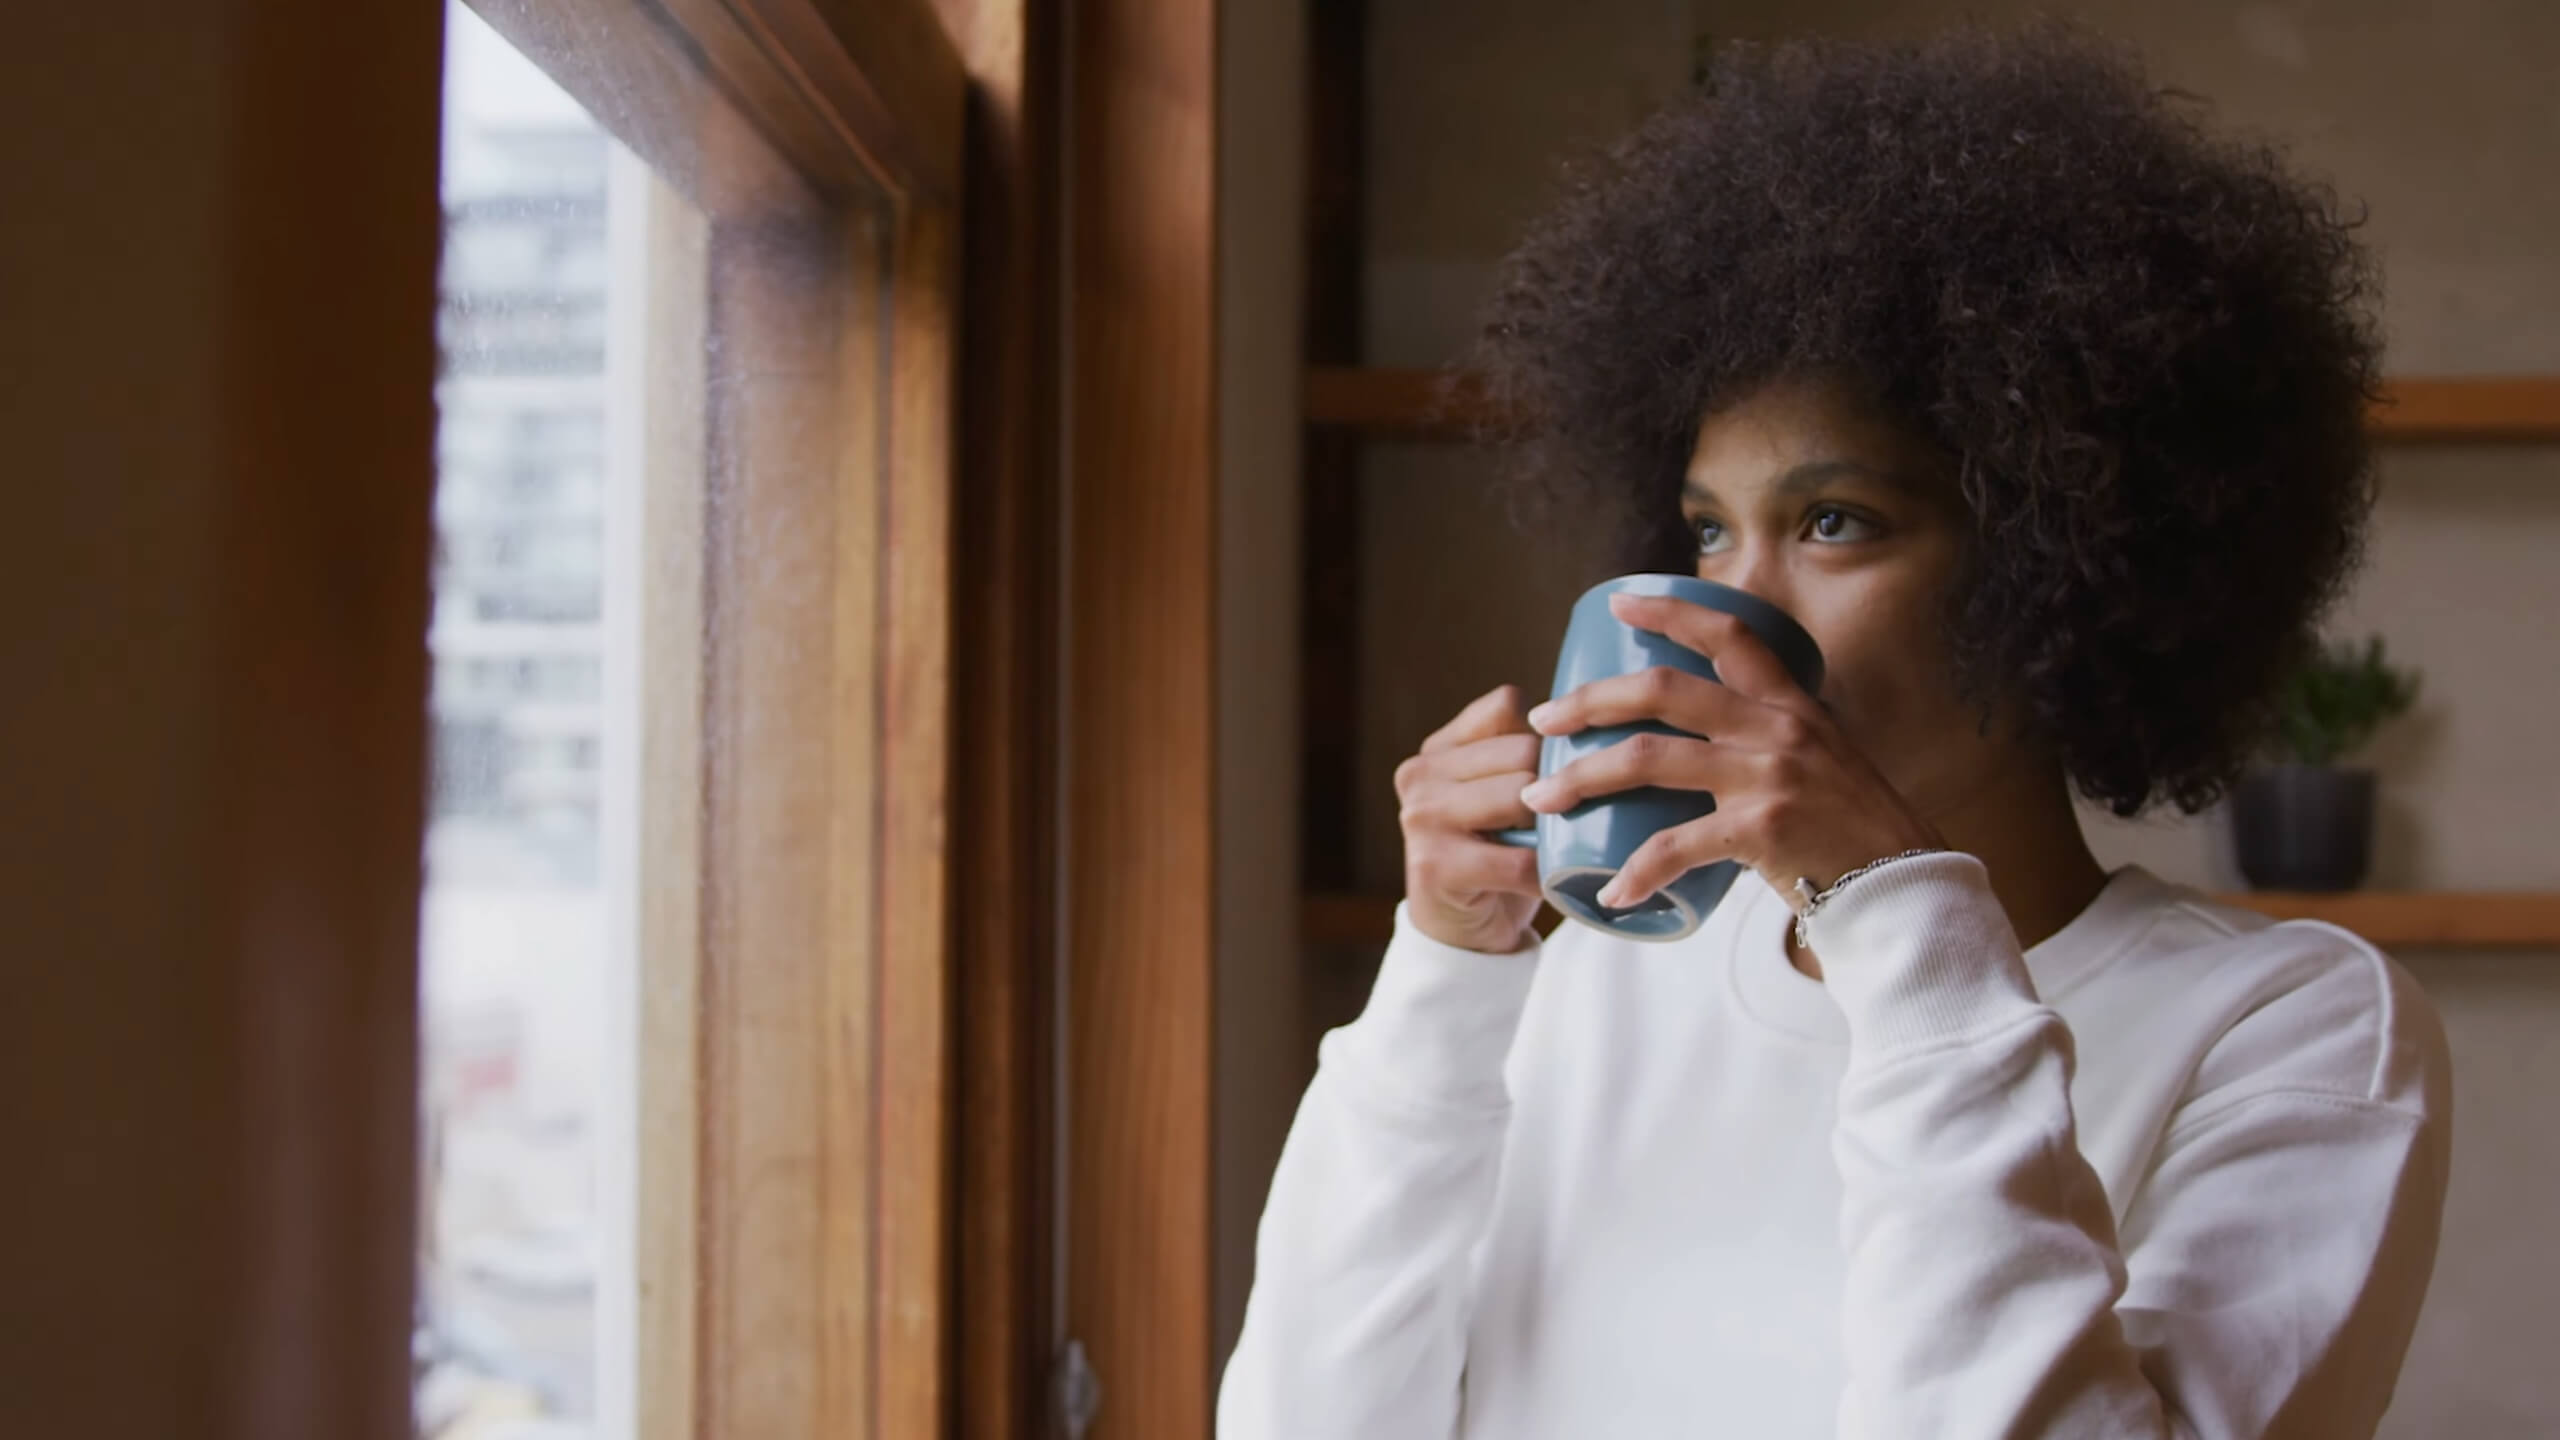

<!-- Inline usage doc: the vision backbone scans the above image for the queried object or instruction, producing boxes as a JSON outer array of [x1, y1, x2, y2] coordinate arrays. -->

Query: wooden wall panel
[[1063, 0, 1220, 1431], [214, 6, 446, 1434], [0, 2, 443, 1436]]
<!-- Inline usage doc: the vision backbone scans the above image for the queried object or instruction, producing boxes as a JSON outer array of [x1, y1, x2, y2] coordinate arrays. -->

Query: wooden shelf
[[1302, 889, 2560, 950], [1304, 367, 2560, 445], [2216, 890, 2560, 947], [2370, 377, 2560, 442]]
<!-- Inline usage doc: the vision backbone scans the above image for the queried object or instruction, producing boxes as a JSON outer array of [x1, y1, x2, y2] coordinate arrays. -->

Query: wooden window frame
[[460, 0, 972, 1433]]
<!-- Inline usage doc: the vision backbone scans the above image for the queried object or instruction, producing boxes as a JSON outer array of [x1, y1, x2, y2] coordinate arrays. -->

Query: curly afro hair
[[1469, 21, 2382, 819]]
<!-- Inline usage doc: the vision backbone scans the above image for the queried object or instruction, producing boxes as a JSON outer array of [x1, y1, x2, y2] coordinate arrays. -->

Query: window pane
[[417, 7, 677, 1434]]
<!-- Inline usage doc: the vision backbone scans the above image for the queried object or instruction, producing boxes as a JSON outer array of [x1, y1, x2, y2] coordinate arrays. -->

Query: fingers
[[1401, 767, 1543, 838], [1522, 730, 1770, 814], [1399, 722, 1542, 902], [1594, 809, 1747, 909], [1398, 730, 1541, 844], [1604, 593, 1819, 712], [1419, 683, 1532, 756], [1527, 663, 1755, 742], [1408, 826, 1543, 896], [1396, 729, 1541, 798], [1399, 686, 1552, 951]]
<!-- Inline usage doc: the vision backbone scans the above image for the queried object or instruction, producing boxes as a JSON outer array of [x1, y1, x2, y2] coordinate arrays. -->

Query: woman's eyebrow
[[1681, 459, 1903, 504]]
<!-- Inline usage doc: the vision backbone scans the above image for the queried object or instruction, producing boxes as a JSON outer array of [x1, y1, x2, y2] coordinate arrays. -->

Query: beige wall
[[1338, 0, 2560, 1432]]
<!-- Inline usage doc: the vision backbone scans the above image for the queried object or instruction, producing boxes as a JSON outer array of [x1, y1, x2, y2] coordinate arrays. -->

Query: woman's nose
[[1714, 546, 1795, 619]]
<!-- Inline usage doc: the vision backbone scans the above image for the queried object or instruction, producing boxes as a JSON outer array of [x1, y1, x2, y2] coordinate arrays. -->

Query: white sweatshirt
[[1219, 852, 2451, 1439]]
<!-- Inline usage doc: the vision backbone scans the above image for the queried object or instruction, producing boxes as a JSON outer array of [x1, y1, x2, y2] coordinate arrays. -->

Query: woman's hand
[[1518, 591, 1945, 912], [1395, 683, 1546, 954]]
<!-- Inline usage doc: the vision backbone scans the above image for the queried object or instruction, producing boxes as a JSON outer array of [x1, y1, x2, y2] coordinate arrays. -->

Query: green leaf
[[2268, 633, 2422, 767]]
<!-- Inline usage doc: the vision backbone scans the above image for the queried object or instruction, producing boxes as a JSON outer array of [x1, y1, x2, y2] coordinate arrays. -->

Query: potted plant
[[2231, 634, 2422, 891]]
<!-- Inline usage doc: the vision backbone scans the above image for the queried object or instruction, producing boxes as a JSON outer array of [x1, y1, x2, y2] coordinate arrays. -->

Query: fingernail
[[1525, 701, 1554, 731], [1520, 779, 1558, 809], [1594, 878, 1627, 908]]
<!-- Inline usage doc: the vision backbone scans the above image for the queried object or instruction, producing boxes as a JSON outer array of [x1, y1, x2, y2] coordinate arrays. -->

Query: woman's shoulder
[[2082, 868, 2448, 1122]]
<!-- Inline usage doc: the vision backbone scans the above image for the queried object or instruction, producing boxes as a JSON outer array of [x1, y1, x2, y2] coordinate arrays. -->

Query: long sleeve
[[1808, 851, 2451, 1439], [1216, 901, 1546, 1440]]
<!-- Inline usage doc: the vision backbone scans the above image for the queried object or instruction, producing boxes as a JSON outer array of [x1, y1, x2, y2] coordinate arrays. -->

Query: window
[[412, 1, 963, 1433], [416, 19, 641, 1426]]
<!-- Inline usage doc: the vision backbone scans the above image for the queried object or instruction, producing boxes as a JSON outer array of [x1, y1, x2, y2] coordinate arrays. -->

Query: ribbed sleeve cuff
[[1804, 850, 2045, 1059], [1325, 900, 1543, 1113]]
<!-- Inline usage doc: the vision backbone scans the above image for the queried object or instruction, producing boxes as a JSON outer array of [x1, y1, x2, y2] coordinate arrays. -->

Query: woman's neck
[[1787, 764, 2108, 982]]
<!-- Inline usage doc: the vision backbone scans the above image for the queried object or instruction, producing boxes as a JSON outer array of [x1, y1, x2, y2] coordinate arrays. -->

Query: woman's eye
[[1808, 506, 1877, 543], [1697, 508, 1877, 553]]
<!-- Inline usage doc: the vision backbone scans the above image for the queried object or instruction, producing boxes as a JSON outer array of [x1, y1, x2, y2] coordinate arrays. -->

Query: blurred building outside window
[[415, 6, 656, 1435]]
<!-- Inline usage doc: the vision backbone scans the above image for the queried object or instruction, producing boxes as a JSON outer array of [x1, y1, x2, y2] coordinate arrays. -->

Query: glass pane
[[417, 7, 681, 1434]]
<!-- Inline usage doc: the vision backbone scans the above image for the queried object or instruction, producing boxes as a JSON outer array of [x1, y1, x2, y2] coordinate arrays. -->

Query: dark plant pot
[[2231, 764, 2376, 892]]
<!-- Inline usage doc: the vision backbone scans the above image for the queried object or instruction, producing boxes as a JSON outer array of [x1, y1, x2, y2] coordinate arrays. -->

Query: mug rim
[[1540, 862, 1705, 944]]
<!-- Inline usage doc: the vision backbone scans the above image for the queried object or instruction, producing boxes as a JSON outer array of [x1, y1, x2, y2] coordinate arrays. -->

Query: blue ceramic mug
[[1488, 574, 1826, 943]]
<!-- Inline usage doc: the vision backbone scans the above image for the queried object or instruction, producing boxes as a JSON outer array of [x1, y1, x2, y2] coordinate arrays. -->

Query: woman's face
[[1680, 376, 2034, 821]]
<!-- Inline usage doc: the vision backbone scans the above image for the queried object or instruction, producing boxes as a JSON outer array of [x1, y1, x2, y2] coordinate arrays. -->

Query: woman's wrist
[[1790, 846, 1949, 950]]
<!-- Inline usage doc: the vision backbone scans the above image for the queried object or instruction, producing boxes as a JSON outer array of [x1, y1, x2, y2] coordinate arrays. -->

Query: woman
[[1220, 22, 2449, 1440]]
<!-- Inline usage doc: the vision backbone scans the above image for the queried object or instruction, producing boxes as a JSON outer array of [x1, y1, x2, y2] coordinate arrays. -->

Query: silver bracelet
[[1791, 847, 1944, 949]]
